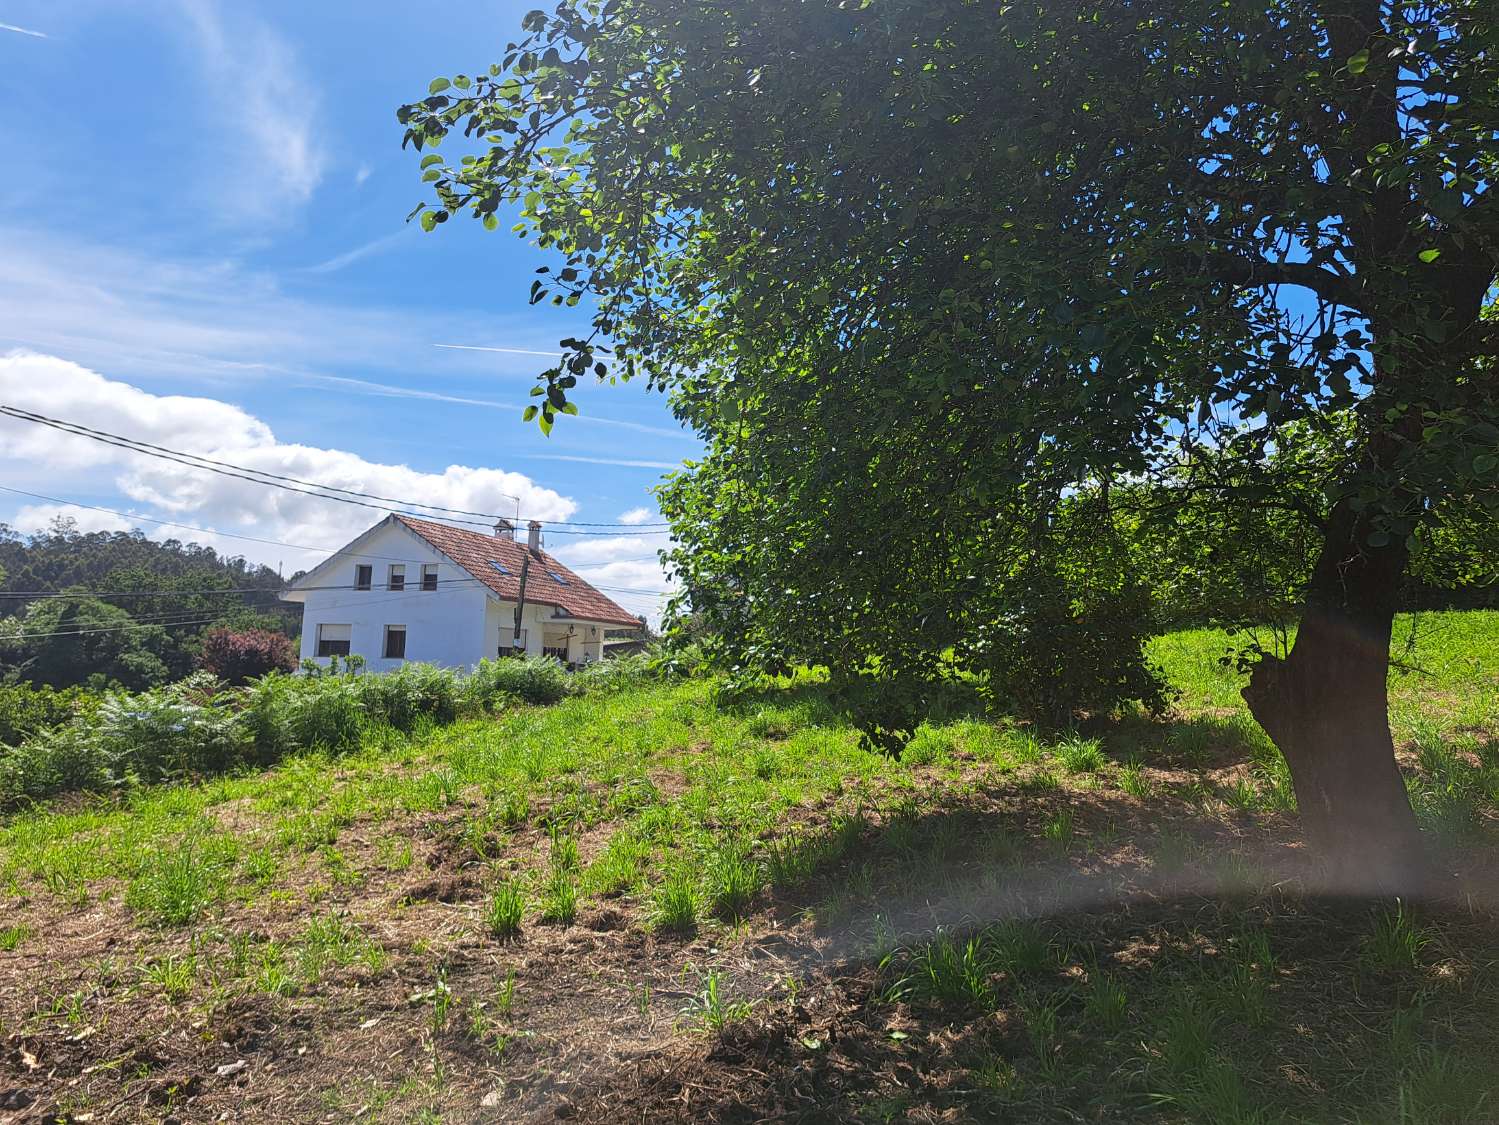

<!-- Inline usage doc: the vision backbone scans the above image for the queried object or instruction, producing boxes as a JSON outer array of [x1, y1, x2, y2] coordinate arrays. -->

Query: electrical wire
[[0, 405, 671, 532]]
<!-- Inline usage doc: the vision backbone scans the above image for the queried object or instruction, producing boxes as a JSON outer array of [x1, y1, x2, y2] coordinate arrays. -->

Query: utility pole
[[511, 554, 531, 655]]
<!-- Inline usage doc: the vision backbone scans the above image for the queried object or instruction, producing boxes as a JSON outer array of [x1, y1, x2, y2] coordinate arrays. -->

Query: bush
[[968, 559, 1171, 729], [570, 653, 655, 695], [463, 656, 570, 708], [0, 681, 97, 746], [361, 662, 460, 730], [91, 673, 248, 784], [238, 672, 366, 761], [198, 627, 297, 685]]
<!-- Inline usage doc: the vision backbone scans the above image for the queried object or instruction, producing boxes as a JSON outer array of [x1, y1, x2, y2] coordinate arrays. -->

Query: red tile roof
[[395, 516, 643, 628]]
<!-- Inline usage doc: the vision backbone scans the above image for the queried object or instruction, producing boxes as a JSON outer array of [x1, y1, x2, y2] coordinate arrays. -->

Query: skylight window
[[490, 561, 512, 576], [546, 570, 569, 585]]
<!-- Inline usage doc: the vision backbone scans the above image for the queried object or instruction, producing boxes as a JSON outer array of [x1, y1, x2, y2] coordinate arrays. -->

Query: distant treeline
[[0, 517, 301, 691]]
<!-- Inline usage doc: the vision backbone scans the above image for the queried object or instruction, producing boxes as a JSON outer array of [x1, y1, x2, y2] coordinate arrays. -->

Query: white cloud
[[174, 0, 325, 221], [11, 504, 135, 536], [617, 507, 654, 525], [0, 353, 577, 573], [0, 21, 46, 37], [0, 229, 700, 451], [354, 163, 372, 187]]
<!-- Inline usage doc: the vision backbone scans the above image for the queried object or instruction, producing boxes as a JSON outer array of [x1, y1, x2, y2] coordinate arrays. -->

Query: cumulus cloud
[[174, 0, 325, 220], [617, 507, 656, 525], [0, 353, 576, 572]]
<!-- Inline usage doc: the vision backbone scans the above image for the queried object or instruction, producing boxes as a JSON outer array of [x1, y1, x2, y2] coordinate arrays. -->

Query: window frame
[[387, 564, 406, 592], [354, 564, 372, 591], [383, 624, 407, 660], [420, 563, 439, 592], [316, 623, 352, 658]]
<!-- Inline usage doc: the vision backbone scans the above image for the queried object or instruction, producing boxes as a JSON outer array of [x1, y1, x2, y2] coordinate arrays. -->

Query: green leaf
[[1417, 248, 1441, 263], [1346, 49, 1370, 75], [522, 405, 538, 422], [420, 154, 443, 169], [420, 211, 438, 233], [1473, 453, 1497, 476], [483, 213, 499, 231], [429, 77, 451, 94]]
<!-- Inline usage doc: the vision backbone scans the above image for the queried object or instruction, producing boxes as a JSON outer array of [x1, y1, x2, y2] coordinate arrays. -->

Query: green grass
[[0, 613, 1496, 1123]]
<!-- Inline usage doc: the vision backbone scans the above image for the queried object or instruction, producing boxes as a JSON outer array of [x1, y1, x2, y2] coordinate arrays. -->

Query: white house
[[280, 514, 643, 672]]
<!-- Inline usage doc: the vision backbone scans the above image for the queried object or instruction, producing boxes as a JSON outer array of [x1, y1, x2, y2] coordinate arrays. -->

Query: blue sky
[[0, 1, 694, 619]]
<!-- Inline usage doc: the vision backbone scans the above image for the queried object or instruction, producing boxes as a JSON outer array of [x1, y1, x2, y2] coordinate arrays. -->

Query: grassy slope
[[1, 612, 1497, 1122]]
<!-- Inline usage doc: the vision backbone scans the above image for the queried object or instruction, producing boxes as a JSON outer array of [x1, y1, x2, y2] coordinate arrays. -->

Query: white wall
[[291, 521, 490, 672]]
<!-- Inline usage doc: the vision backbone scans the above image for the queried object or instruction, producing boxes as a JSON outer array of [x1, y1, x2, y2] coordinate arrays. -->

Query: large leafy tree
[[403, 0, 1498, 889]]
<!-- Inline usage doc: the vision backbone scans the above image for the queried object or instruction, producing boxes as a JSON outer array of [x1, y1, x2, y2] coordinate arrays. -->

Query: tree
[[198, 627, 298, 685], [0, 594, 171, 691], [402, 0, 1498, 889]]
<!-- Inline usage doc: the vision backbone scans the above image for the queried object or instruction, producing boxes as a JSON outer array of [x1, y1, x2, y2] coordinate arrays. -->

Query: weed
[[899, 931, 996, 1012], [126, 831, 232, 927], [706, 842, 761, 920], [484, 882, 525, 939], [1084, 970, 1129, 1032], [495, 969, 517, 1018], [539, 869, 578, 926], [1055, 735, 1106, 774], [0, 924, 30, 951], [1043, 809, 1075, 851], [652, 874, 698, 933], [1119, 761, 1153, 798], [681, 967, 752, 1033], [1362, 901, 1431, 973], [142, 954, 196, 1003]]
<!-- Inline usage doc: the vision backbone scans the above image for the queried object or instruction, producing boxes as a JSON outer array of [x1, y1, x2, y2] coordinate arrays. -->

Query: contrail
[[433, 343, 562, 358], [0, 22, 46, 38]]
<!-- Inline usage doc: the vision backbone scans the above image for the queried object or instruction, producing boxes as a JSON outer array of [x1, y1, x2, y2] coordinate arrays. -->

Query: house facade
[[280, 515, 643, 672]]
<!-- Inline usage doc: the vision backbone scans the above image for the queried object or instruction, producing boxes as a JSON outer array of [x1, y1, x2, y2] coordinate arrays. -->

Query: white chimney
[[527, 520, 542, 554], [493, 517, 515, 539]]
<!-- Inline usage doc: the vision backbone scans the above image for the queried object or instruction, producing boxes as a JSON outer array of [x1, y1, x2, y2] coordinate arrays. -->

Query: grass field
[[2, 611, 1497, 1122]]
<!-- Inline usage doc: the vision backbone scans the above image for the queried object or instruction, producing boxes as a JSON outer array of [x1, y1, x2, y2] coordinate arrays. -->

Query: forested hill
[[0, 517, 300, 690]]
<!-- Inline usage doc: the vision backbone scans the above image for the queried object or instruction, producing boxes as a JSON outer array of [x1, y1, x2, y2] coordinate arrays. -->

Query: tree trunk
[[1241, 497, 1429, 896]]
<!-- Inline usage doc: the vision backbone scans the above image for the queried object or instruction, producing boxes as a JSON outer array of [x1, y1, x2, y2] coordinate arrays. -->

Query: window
[[383, 625, 407, 660], [354, 564, 372, 591], [387, 564, 405, 592], [421, 563, 438, 591], [489, 561, 511, 576], [316, 623, 351, 657], [546, 570, 569, 586]]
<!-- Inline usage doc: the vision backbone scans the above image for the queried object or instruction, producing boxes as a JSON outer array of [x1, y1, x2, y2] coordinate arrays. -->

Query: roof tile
[[395, 516, 643, 628]]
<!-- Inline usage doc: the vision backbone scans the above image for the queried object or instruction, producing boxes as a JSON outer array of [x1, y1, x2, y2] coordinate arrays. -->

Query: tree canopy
[[403, 0, 1498, 888]]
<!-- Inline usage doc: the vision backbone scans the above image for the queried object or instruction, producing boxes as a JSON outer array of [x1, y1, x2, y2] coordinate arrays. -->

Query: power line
[[0, 406, 670, 532], [1, 615, 223, 642]]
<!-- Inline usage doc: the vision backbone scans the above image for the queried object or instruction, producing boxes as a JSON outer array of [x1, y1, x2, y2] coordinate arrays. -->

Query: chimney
[[493, 517, 515, 539], [527, 520, 542, 554]]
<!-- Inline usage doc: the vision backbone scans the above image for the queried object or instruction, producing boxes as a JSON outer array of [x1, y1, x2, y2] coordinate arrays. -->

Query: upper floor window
[[421, 563, 438, 591], [316, 623, 351, 657], [354, 564, 372, 591], [387, 564, 406, 592]]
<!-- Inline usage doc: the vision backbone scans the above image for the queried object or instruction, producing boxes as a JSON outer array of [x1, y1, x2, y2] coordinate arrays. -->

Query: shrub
[[0, 722, 109, 806], [967, 558, 1171, 729], [463, 656, 570, 708], [361, 662, 459, 730], [570, 653, 654, 695], [239, 672, 366, 760], [90, 673, 248, 783], [0, 682, 97, 746], [198, 628, 297, 685]]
